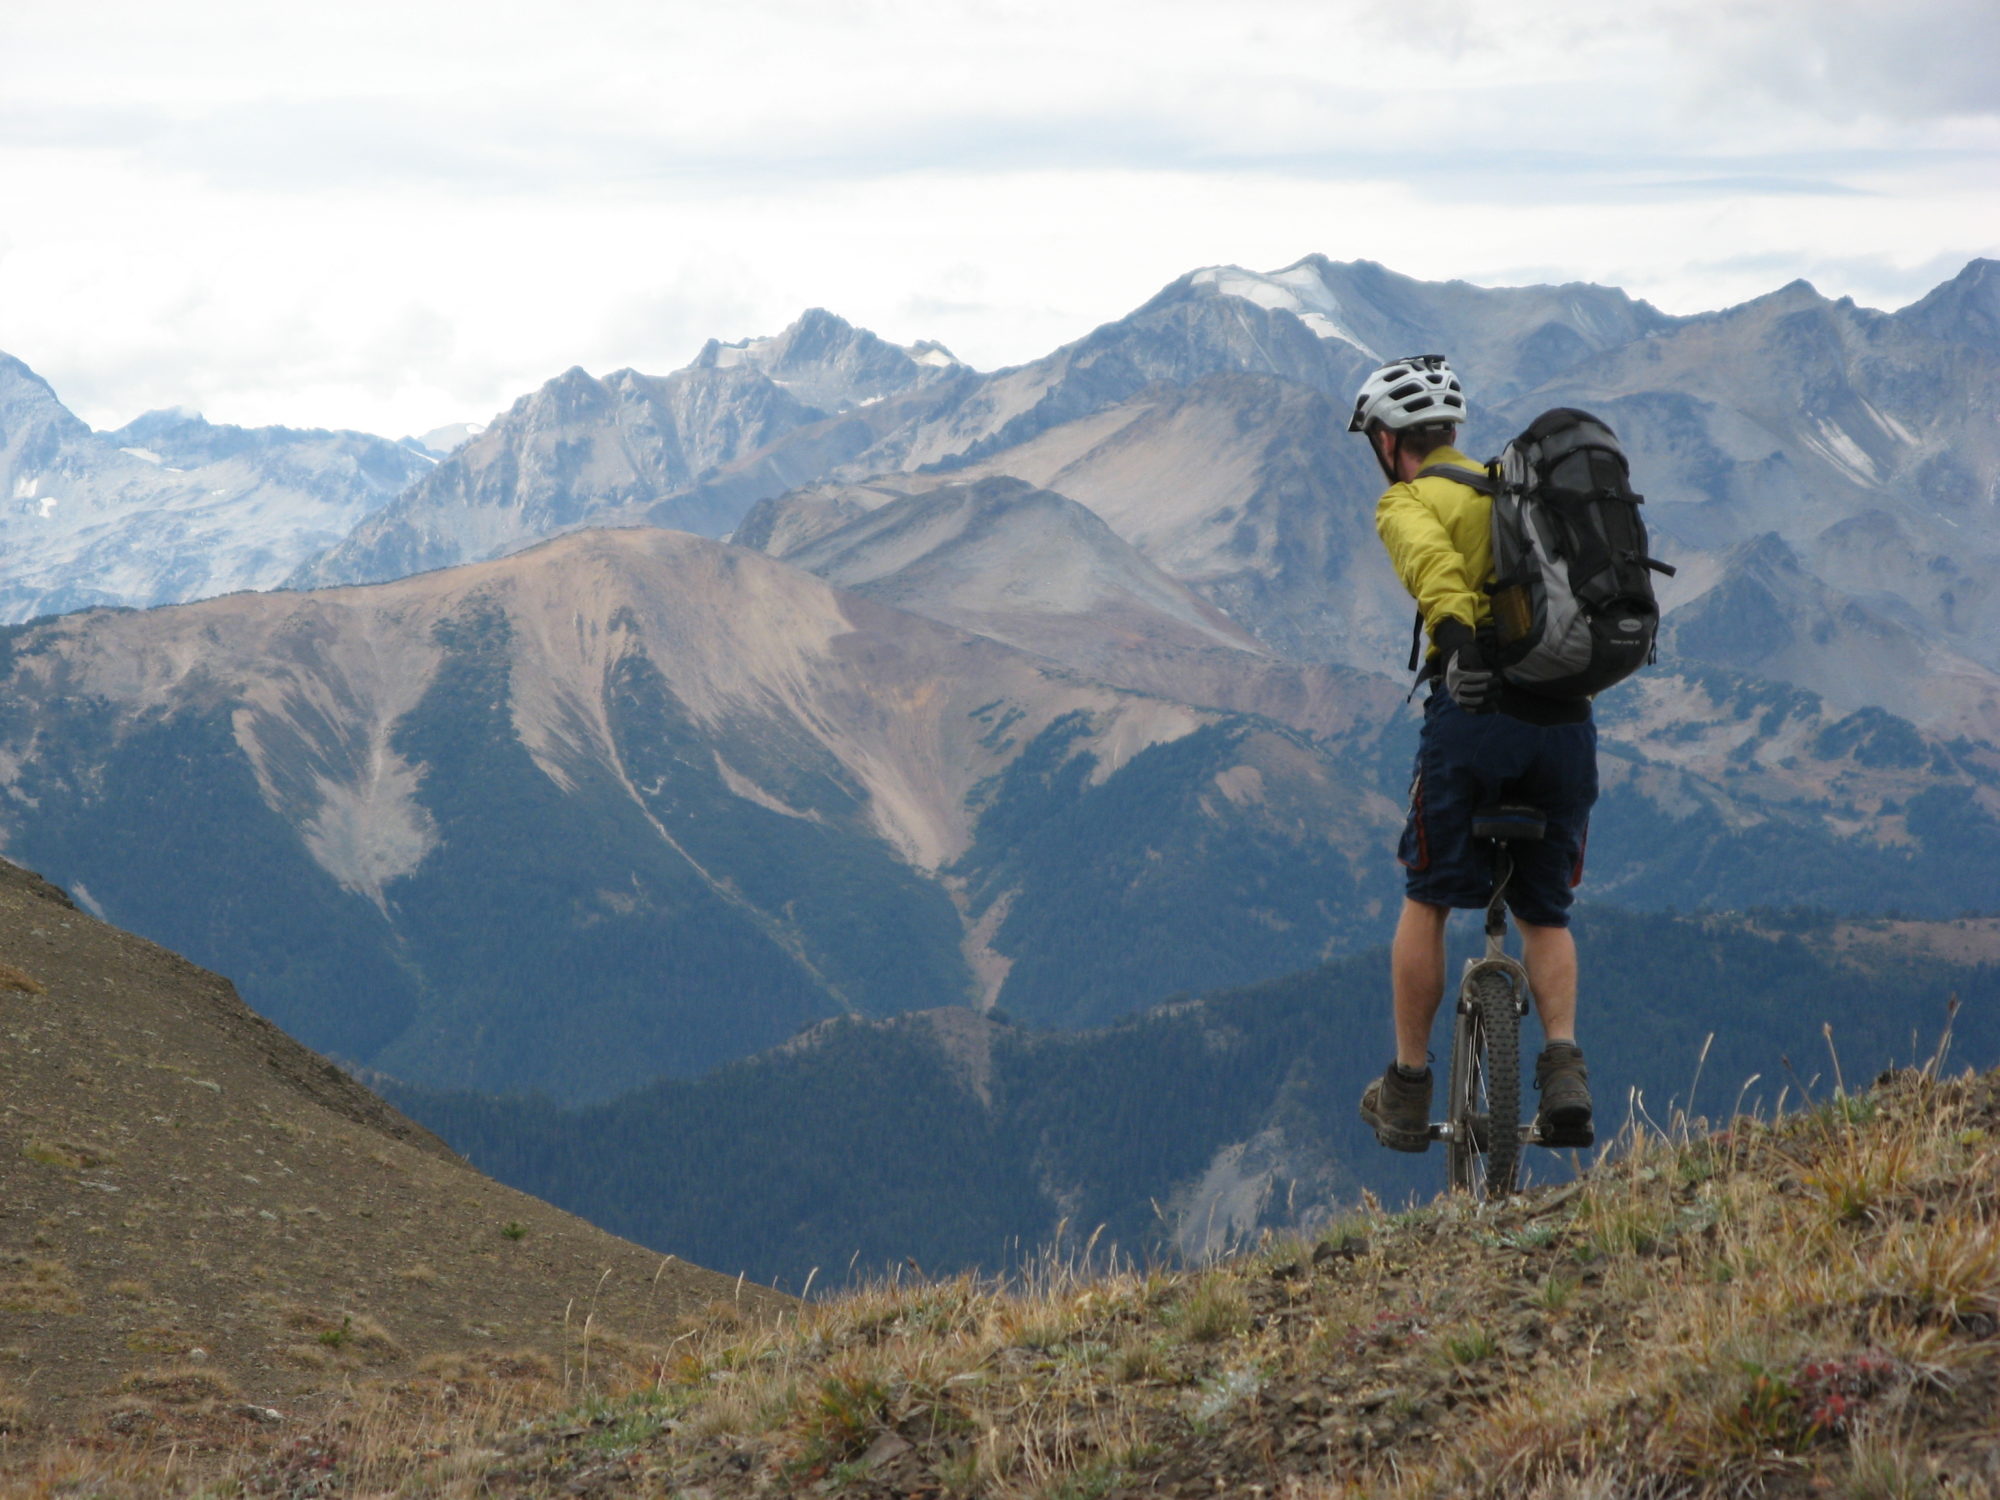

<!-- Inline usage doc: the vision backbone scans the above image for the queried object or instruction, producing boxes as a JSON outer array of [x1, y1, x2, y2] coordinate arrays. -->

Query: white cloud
[[0, 0, 1994, 434], [1659, 0, 2000, 124]]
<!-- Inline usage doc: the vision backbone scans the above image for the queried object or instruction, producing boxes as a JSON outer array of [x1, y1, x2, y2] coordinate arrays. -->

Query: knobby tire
[[1447, 969, 1522, 1198]]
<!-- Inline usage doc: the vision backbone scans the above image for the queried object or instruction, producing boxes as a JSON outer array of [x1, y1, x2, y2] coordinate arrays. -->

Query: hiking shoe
[[1536, 1042, 1594, 1148], [1360, 1064, 1433, 1153]]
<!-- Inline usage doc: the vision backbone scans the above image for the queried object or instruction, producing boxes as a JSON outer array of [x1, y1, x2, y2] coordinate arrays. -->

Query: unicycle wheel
[[1446, 970, 1522, 1198]]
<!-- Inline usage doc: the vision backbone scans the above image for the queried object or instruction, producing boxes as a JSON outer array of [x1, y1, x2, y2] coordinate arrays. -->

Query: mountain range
[[1, 256, 1997, 1257], [18, 255, 2000, 731], [0, 361, 432, 620], [0, 525, 1401, 1099]]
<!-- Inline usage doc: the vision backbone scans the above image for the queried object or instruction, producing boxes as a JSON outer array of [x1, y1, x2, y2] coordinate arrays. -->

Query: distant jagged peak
[[507, 364, 618, 425], [1767, 277, 1832, 306], [113, 403, 206, 433], [0, 348, 63, 394], [0, 350, 89, 435], [1177, 258, 1383, 357], [905, 338, 960, 369], [103, 404, 340, 452], [1895, 257, 2000, 356], [1165, 254, 1671, 359], [1688, 277, 1839, 326], [692, 307, 962, 413]]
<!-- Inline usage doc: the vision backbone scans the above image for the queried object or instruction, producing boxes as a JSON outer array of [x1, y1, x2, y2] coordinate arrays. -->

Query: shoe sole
[[1359, 1106, 1431, 1153], [1538, 1105, 1594, 1149]]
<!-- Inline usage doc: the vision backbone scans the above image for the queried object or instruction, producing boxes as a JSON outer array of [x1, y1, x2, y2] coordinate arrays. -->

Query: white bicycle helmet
[[1346, 354, 1468, 432]]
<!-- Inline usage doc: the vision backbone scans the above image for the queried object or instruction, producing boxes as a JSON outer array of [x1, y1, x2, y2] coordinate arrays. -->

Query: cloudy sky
[[3, 0, 1995, 437]]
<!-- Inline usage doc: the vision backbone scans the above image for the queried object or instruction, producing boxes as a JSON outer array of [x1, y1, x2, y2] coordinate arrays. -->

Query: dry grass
[[18, 1137, 110, 1171], [114, 1365, 239, 1404], [0, 1256, 80, 1315], [4, 1066, 2000, 1496], [0, 961, 46, 995], [1374, 1069, 2000, 1498]]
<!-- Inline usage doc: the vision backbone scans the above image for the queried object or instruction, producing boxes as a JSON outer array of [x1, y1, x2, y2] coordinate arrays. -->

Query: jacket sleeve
[[1375, 482, 1480, 640]]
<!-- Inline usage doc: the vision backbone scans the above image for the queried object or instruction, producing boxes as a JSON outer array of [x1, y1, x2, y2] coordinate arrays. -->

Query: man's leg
[[1362, 897, 1451, 1152], [1392, 897, 1451, 1068], [1519, 919, 1591, 1144], [1517, 920, 1576, 1044]]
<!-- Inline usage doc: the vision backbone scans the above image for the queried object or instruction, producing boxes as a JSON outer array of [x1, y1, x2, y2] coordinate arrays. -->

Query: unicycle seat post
[[1484, 845, 1513, 940]]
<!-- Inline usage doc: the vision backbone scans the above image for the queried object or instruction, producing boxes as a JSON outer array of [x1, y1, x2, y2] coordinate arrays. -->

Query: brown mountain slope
[[0, 857, 780, 1437]]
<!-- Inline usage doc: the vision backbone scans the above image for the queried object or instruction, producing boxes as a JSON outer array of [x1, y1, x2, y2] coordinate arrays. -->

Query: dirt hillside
[[0, 857, 784, 1439]]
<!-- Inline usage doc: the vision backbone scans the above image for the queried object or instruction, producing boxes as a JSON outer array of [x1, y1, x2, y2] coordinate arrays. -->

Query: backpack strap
[[1415, 462, 1497, 495]]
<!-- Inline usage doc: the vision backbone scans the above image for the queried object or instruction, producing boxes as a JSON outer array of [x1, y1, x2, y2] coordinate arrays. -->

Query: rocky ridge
[[292, 310, 966, 588]]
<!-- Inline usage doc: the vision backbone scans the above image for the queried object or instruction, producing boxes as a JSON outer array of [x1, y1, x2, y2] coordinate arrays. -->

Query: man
[[1348, 355, 1596, 1153]]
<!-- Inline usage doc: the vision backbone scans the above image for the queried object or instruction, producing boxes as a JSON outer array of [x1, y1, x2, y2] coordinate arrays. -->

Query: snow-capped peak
[[701, 334, 772, 371], [1188, 263, 1379, 358]]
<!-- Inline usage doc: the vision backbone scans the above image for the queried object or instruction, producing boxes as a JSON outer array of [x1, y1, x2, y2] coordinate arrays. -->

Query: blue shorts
[[1398, 691, 1598, 928]]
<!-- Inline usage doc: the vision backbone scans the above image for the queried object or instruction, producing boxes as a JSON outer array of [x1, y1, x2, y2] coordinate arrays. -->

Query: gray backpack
[[1420, 408, 1675, 699]]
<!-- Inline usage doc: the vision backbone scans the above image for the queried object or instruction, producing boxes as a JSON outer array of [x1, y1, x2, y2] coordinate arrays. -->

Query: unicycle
[[1431, 803, 1544, 1198]]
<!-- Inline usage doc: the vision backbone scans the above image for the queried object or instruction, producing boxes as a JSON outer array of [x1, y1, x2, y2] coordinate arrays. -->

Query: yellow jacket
[[1373, 443, 1492, 664]]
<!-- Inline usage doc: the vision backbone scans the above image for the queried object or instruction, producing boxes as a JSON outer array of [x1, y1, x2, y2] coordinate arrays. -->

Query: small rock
[[859, 1430, 912, 1470], [237, 1404, 283, 1424], [1313, 1234, 1370, 1266]]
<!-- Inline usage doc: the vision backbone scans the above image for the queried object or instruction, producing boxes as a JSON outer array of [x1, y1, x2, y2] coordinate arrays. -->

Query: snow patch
[[705, 336, 772, 369], [1859, 399, 1917, 445], [1190, 264, 1379, 356], [119, 447, 164, 465], [1803, 417, 1879, 483], [12, 475, 36, 500]]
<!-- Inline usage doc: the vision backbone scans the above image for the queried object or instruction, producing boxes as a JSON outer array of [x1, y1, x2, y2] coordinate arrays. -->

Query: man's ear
[[1369, 427, 1398, 483]]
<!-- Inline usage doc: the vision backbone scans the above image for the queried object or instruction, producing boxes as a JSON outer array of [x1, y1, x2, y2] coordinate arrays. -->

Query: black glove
[[1432, 619, 1497, 713]]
